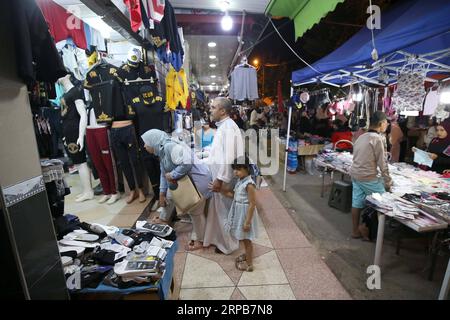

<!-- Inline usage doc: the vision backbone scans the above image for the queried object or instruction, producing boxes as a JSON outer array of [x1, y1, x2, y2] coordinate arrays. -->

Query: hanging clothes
[[36, 0, 87, 49], [123, 0, 143, 32], [392, 71, 426, 114], [84, 23, 106, 52], [229, 65, 259, 101], [11, 0, 67, 84], [423, 89, 439, 116], [166, 67, 188, 110]]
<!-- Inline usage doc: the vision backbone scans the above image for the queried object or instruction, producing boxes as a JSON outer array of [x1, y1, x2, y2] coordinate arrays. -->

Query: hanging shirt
[[11, 0, 67, 84], [166, 67, 188, 110], [148, 0, 165, 22], [392, 71, 425, 113], [229, 66, 259, 101], [36, 0, 87, 49], [84, 63, 126, 124], [61, 85, 84, 127], [119, 62, 157, 81], [423, 90, 439, 116], [134, 100, 166, 136], [123, 0, 143, 32]]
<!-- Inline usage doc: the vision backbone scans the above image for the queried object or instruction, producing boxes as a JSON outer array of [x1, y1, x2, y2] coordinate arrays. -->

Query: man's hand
[[209, 179, 223, 193], [159, 193, 167, 207], [428, 153, 438, 160]]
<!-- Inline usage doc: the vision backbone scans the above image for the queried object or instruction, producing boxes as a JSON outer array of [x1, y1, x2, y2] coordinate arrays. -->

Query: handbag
[[170, 175, 203, 214]]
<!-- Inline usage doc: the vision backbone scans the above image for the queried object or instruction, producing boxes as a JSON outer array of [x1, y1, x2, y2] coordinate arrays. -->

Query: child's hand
[[242, 222, 251, 232]]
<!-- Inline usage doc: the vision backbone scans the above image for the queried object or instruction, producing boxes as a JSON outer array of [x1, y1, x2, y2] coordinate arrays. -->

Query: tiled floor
[[64, 174, 150, 227], [171, 184, 352, 300], [66, 173, 351, 300]]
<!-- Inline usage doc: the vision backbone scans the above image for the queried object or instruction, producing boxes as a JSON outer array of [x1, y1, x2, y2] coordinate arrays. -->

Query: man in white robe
[[203, 97, 244, 254]]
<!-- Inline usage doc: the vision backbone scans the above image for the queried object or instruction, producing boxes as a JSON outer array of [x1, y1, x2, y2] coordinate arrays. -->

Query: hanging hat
[[300, 92, 310, 104], [127, 48, 142, 66]]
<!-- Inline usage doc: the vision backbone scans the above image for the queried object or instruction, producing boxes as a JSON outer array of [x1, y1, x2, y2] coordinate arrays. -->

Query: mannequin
[[85, 99, 121, 204], [58, 74, 94, 202], [85, 50, 146, 204], [120, 48, 162, 209]]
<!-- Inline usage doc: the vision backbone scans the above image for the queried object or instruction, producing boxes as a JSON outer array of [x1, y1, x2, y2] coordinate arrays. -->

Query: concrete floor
[[265, 164, 449, 300]]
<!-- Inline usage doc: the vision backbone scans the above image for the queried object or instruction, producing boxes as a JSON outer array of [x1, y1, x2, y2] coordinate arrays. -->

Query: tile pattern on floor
[[173, 186, 351, 300]]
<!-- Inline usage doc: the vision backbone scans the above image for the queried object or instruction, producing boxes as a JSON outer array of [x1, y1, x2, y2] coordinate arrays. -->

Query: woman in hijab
[[414, 118, 450, 173], [141, 129, 212, 251], [427, 118, 450, 173]]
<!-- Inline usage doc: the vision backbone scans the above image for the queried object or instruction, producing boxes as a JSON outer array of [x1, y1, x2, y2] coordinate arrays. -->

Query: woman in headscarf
[[414, 118, 450, 173], [141, 129, 212, 251], [427, 118, 450, 173]]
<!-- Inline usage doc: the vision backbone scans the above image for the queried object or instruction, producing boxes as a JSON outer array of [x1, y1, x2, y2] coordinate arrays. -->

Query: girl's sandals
[[235, 260, 253, 272], [235, 254, 246, 263]]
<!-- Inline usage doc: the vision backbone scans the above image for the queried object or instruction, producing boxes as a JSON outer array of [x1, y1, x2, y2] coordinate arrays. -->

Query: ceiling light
[[211, 83, 216, 85], [209, 55, 216, 59], [253, 59, 259, 66], [221, 13, 233, 31], [211, 75, 216, 78], [208, 42, 216, 48], [209, 64, 216, 68]]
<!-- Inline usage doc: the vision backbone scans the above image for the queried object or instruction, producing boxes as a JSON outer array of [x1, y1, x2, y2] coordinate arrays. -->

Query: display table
[[73, 240, 178, 300]]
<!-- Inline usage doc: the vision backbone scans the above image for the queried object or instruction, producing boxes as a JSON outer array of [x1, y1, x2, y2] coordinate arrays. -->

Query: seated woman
[[141, 129, 212, 251], [331, 119, 353, 151], [413, 118, 450, 174]]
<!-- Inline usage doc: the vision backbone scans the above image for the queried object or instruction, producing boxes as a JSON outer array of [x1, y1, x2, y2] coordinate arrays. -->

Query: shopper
[[200, 118, 215, 149], [331, 119, 353, 151], [221, 156, 258, 272], [350, 111, 392, 239], [424, 117, 438, 148], [413, 118, 450, 173], [141, 129, 212, 251], [387, 119, 404, 163], [204, 97, 244, 255]]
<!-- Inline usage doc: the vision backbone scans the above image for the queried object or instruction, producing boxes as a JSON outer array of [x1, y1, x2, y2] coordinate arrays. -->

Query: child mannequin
[[221, 156, 259, 272], [59, 74, 94, 202]]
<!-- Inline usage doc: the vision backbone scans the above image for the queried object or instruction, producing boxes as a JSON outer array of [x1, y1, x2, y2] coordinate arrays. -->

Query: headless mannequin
[[58, 74, 94, 202], [86, 102, 121, 204], [112, 56, 146, 204]]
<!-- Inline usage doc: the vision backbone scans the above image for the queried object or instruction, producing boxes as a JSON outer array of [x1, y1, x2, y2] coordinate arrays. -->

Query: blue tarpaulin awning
[[292, 0, 450, 86]]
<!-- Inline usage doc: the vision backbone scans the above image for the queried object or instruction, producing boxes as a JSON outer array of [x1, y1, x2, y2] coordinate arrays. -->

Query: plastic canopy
[[291, 0, 450, 86], [265, 0, 345, 40]]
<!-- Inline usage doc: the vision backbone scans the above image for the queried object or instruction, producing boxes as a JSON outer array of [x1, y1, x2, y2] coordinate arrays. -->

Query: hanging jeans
[[138, 137, 161, 197], [86, 127, 116, 195], [110, 124, 144, 191]]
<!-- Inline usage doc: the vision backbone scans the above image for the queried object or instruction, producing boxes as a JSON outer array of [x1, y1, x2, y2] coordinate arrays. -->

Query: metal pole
[[374, 213, 386, 267], [283, 86, 294, 192]]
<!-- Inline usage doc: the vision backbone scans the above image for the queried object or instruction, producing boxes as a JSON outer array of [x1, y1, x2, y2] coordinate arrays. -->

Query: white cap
[[127, 48, 142, 65]]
